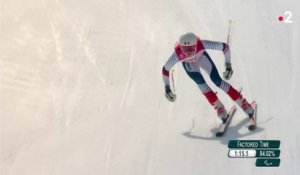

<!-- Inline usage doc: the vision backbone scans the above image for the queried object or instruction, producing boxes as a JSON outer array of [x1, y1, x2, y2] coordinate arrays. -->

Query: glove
[[165, 85, 176, 102], [223, 63, 233, 80]]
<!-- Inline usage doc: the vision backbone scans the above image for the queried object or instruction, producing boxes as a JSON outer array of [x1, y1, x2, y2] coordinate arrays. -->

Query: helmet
[[179, 32, 197, 56], [179, 32, 197, 46]]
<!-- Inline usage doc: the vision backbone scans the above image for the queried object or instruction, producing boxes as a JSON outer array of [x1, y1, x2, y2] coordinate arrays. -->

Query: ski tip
[[229, 105, 237, 112], [216, 132, 224, 137]]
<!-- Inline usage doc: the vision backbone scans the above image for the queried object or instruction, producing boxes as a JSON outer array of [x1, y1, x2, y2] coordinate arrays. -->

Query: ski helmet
[[179, 32, 197, 46], [179, 32, 197, 56]]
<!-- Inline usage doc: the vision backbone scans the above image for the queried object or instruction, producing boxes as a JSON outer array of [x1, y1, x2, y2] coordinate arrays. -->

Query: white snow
[[1, 0, 299, 175]]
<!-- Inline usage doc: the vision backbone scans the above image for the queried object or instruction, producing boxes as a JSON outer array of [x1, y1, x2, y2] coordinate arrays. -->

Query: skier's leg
[[182, 62, 227, 119], [199, 52, 254, 117]]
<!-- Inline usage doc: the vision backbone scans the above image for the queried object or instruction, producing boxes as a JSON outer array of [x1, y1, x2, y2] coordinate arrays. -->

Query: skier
[[162, 32, 254, 124]]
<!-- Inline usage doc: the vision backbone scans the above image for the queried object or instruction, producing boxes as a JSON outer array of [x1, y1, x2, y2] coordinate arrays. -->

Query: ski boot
[[235, 96, 256, 130], [213, 99, 228, 123]]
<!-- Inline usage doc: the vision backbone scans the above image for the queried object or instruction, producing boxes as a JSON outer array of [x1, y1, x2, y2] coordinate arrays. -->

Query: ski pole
[[171, 68, 176, 93], [227, 20, 233, 45]]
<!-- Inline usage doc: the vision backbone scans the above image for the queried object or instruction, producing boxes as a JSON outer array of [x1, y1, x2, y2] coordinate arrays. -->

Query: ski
[[216, 105, 237, 137], [248, 101, 257, 131]]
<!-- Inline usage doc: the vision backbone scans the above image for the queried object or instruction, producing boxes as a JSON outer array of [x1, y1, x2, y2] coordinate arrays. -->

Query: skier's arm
[[162, 52, 179, 86], [162, 52, 179, 102], [202, 40, 233, 80], [202, 40, 231, 64]]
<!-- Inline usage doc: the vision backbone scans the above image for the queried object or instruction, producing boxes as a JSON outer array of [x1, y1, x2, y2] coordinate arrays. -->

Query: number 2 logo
[[284, 11, 292, 23]]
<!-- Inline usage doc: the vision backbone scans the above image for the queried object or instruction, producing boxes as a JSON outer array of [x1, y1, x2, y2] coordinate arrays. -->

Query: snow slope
[[1, 0, 299, 174]]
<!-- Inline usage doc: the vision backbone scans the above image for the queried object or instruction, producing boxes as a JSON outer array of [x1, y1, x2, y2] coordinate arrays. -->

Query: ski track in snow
[[104, 145, 111, 169], [119, 42, 134, 109]]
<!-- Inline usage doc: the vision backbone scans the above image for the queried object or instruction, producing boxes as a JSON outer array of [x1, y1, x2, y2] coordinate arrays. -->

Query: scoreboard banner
[[227, 140, 281, 167]]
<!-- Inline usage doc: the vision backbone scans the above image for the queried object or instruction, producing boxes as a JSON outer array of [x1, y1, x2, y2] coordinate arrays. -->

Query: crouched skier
[[162, 32, 254, 123]]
